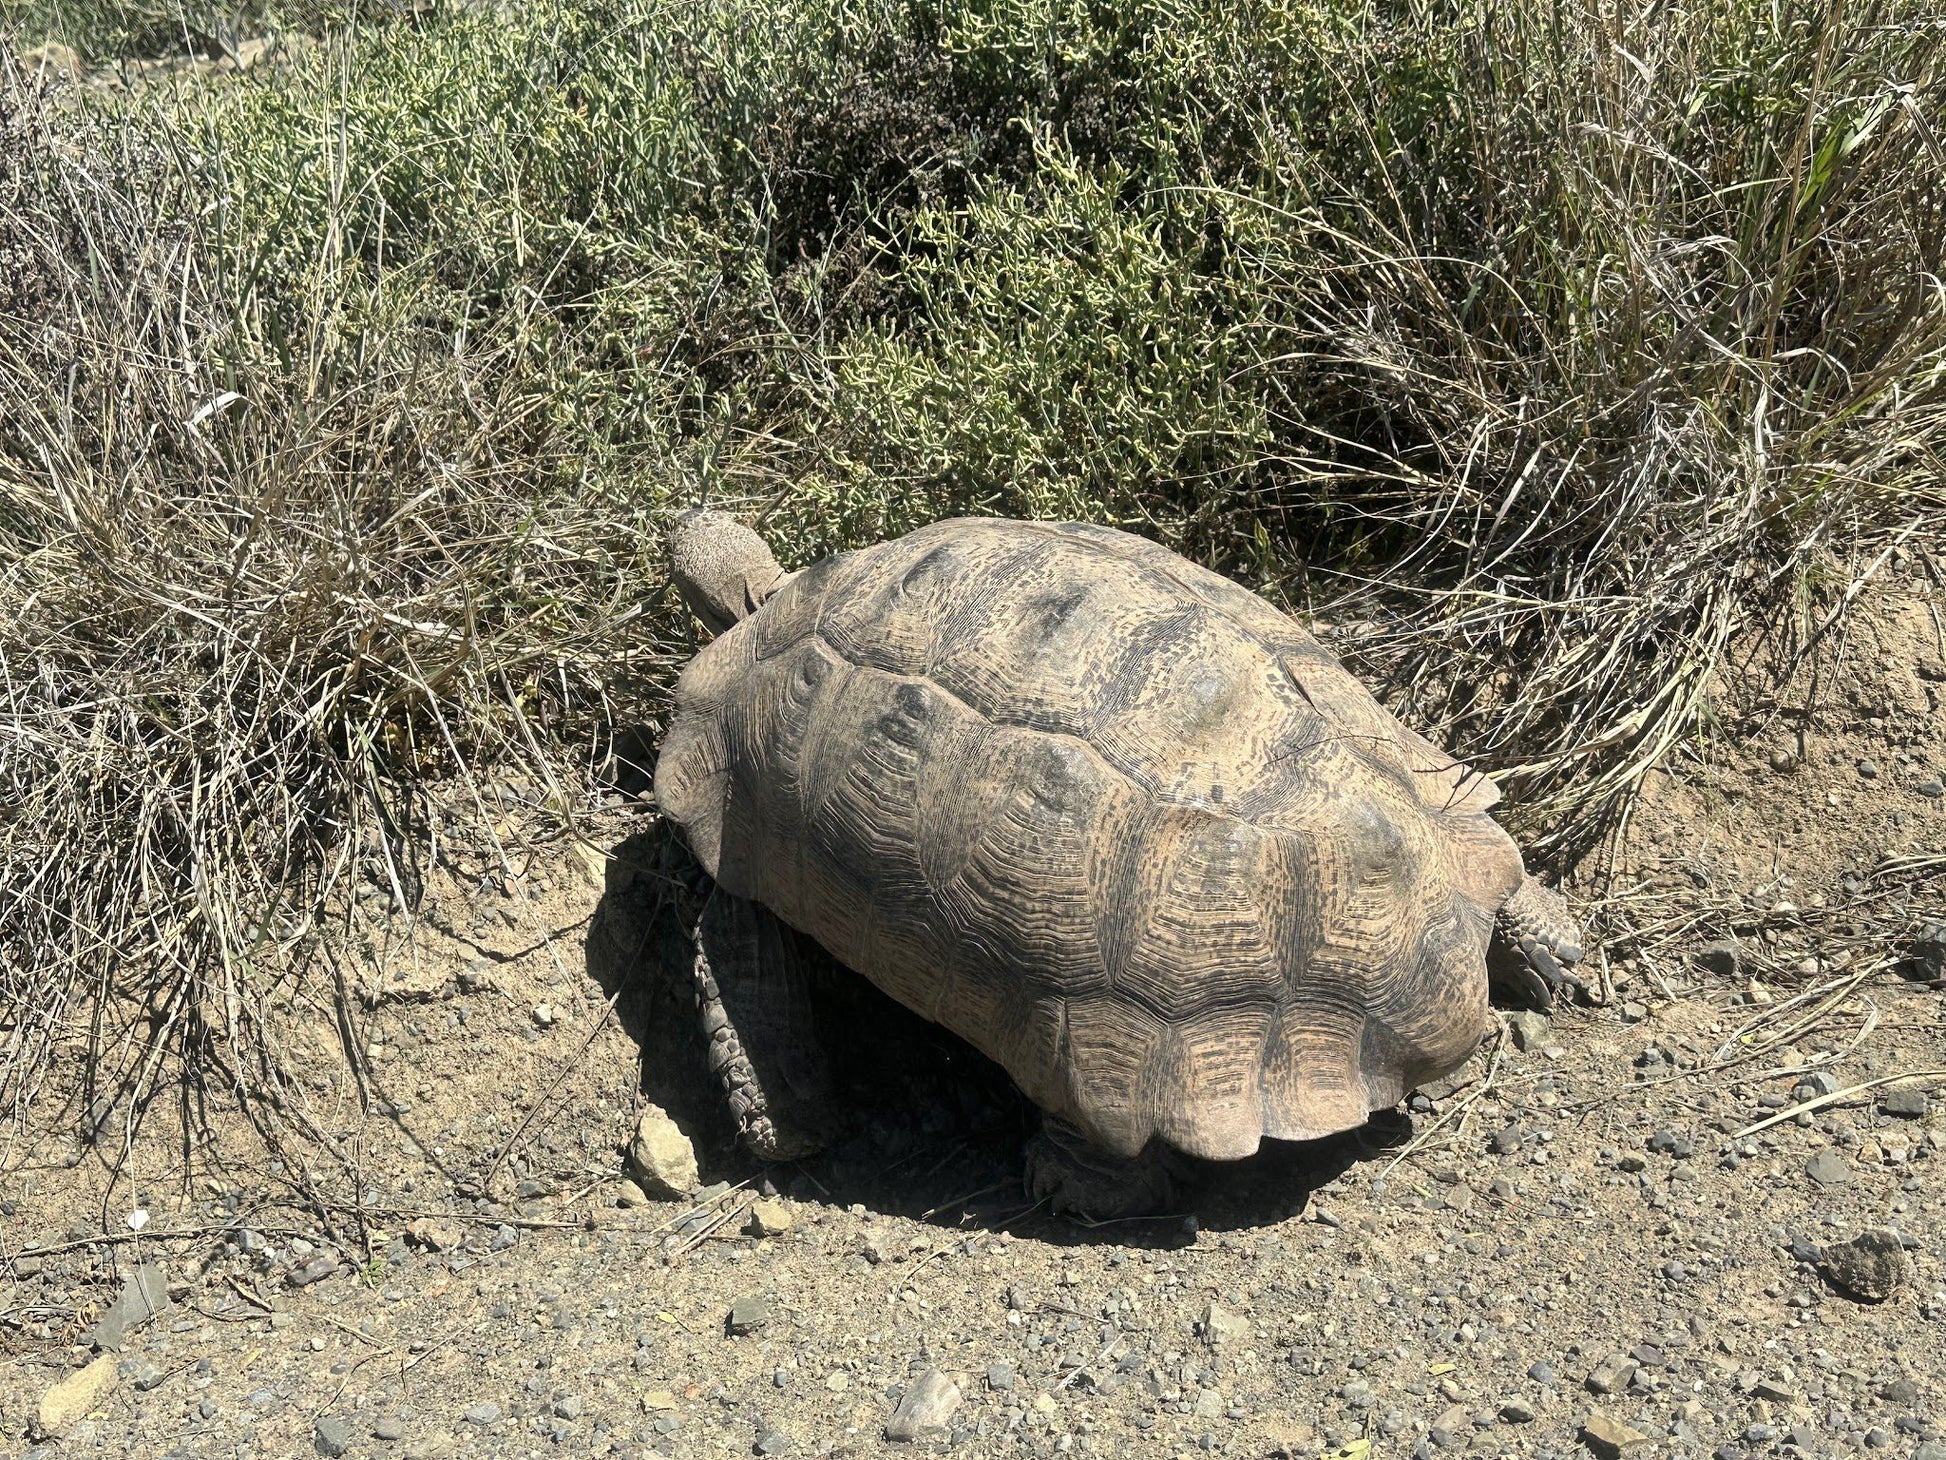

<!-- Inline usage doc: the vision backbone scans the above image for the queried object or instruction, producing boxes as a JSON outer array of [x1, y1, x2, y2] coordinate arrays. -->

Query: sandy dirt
[[3, 562, 1944, 1460]]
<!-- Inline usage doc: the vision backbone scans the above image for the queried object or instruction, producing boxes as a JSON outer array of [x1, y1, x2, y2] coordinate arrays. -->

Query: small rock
[[986, 1362, 1015, 1392], [1694, 940, 1742, 978], [1506, 1010, 1550, 1052], [462, 1402, 502, 1426], [746, 1199, 795, 1237], [532, 1003, 556, 1027], [1192, 1388, 1226, 1421], [1202, 1302, 1252, 1347], [1910, 923, 1946, 982], [1585, 1353, 1636, 1396], [885, 1368, 962, 1442], [89, 1262, 170, 1351], [1527, 1362, 1557, 1385], [728, 1294, 772, 1335], [33, 1354, 118, 1439], [490, 1223, 518, 1252], [1881, 1088, 1929, 1119], [1581, 1413, 1651, 1458], [316, 1416, 355, 1457], [1500, 1399, 1537, 1423], [1879, 1376, 1920, 1405], [626, 1105, 698, 1199], [612, 1178, 652, 1208], [405, 1217, 466, 1251], [1752, 1378, 1795, 1403], [1856, 759, 1879, 780], [1429, 1405, 1471, 1447], [1820, 1229, 1909, 1302], [373, 1415, 407, 1442], [551, 1395, 584, 1420], [1804, 1149, 1853, 1187], [755, 1432, 792, 1456], [1490, 1126, 1522, 1155], [288, 1253, 340, 1287]]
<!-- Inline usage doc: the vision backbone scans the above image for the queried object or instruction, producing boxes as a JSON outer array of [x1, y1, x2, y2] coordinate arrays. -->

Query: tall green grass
[[3, 0, 1943, 1126]]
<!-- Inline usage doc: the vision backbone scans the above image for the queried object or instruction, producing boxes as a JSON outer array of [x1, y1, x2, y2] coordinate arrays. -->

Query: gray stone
[[288, 1253, 340, 1287], [1506, 1011, 1550, 1052], [755, 1432, 792, 1456], [1202, 1302, 1251, 1347], [626, 1105, 698, 1199], [1490, 1126, 1522, 1155], [1821, 1229, 1909, 1301], [1585, 1352, 1636, 1396], [373, 1416, 407, 1442], [1430, 1405, 1471, 1447], [462, 1402, 502, 1426], [1804, 1149, 1853, 1187], [551, 1395, 584, 1420], [728, 1294, 772, 1335], [315, 1416, 354, 1457], [986, 1362, 1015, 1392], [1500, 1399, 1537, 1423], [1880, 1088, 1928, 1118], [1580, 1413, 1650, 1457], [1693, 941, 1742, 978], [90, 1263, 170, 1351], [885, 1369, 961, 1442]]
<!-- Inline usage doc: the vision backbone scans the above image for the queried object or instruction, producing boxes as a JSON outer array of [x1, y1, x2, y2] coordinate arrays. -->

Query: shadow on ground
[[585, 822, 1378, 1246]]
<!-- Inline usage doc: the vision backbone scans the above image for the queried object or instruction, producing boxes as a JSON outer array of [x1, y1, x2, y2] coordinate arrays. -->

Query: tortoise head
[[1489, 875, 1587, 1013], [670, 509, 788, 636]]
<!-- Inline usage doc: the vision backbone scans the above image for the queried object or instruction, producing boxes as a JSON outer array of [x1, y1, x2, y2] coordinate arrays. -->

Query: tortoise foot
[[1024, 1120, 1190, 1220], [1491, 875, 1588, 1013]]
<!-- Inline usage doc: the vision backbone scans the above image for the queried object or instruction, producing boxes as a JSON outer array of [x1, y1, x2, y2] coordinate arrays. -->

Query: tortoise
[[651, 511, 1584, 1215]]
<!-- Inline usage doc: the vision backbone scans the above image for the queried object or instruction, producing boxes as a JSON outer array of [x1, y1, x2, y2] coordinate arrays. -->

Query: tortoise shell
[[655, 518, 1525, 1160]]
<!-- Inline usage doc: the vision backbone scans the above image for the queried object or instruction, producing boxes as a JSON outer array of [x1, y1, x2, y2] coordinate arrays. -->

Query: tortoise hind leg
[[692, 883, 836, 1161], [1024, 1118, 1194, 1220]]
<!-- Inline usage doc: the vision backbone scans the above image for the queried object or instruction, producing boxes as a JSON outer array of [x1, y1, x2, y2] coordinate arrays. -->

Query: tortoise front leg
[[1490, 874, 1589, 1013], [692, 883, 836, 1162], [1023, 1118, 1194, 1220]]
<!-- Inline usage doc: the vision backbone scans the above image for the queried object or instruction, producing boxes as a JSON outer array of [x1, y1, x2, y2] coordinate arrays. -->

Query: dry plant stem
[[1732, 1070, 1946, 1141]]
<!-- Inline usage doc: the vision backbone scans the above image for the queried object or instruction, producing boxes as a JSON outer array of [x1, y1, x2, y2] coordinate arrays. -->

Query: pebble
[[1880, 1088, 1928, 1118], [1429, 1405, 1470, 1447], [612, 1178, 652, 1208], [755, 1432, 792, 1456], [316, 1416, 354, 1457], [88, 1262, 170, 1351], [626, 1104, 698, 1198], [287, 1253, 340, 1287], [1506, 1011, 1550, 1052], [885, 1368, 962, 1441], [32, 1355, 117, 1440], [373, 1415, 407, 1441], [728, 1294, 772, 1335], [1528, 1362, 1557, 1385], [1192, 1388, 1225, 1421], [1202, 1302, 1251, 1347], [747, 1198, 795, 1237], [462, 1402, 502, 1426], [1584, 1352, 1636, 1395], [1490, 1126, 1522, 1155], [987, 1362, 1015, 1392], [551, 1395, 584, 1419], [1500, 1399, 1537, 1423], [1694, 940, 1742, 978], [1581, 1413, 1651, 1457], [1857, 759, 1879, 779], [1881, 1376, 1921, 1404], [1804, 1149, 1854, 1187], [1821, 1229, 1909, 1301]]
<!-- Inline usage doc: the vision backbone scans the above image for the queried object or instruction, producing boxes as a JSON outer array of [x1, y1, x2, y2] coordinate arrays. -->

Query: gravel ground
[[4, 580, 1944, 1460]]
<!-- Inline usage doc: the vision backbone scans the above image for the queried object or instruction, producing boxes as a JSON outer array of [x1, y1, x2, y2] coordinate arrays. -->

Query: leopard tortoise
[[652, 511, 1584, 1215]]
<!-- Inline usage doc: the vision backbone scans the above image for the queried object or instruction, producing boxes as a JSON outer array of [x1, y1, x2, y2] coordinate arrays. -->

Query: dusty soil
[[3, 561, 1944, 1460]]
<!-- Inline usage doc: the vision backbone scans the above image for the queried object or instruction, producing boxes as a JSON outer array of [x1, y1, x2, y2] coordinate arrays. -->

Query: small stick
[[1733, 1069, 1946, 1139]]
